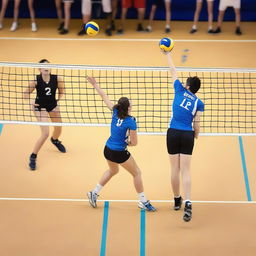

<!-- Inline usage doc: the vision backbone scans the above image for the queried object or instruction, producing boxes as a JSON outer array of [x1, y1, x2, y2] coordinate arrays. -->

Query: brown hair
[[113, 97, 130, 119]]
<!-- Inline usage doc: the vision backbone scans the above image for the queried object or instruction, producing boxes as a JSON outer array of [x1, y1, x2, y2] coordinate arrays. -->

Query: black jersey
[[35, 74, 58, 104]]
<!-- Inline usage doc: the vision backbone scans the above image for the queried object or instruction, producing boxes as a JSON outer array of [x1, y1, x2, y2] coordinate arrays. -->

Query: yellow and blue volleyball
[[159, 37, 174, 52], [85, 21, 99, 36]]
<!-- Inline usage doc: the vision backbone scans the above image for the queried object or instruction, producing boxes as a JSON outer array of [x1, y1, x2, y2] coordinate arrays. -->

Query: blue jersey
[[170, 79, 204, 131], [106, 108, 137, 151]]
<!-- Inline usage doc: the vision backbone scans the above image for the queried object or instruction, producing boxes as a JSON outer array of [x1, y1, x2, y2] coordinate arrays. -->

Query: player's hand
[[160, 49, 170, 55], [86, 76, 97, 86]]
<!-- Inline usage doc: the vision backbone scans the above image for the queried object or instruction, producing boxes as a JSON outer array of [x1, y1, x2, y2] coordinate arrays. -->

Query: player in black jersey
[[24, 59, 66, 171]]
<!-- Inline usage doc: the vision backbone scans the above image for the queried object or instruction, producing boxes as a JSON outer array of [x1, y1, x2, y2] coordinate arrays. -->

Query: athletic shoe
[[235, 27, 242, 35], [174, 196, 183, 210], [183, 201, 192, 222], [190, 28, 197, 34], [138, 200, 156, 212], [10, 22, 18, 32], [59, 28, 69, 35], [145, 26, 152, 32], [31, 22, 37, 32], [208, 29, 214, 33], [51, 137, 66, 153], [58, 22, 64, 31], [165, 26, 171, 33], [105, 28, 112, 36], [29, 156, 36, 171], [116, 29, 124, 35], [137, 23, 144, 32], [87, 191, 98, 208], [213, 27, 221, 34]]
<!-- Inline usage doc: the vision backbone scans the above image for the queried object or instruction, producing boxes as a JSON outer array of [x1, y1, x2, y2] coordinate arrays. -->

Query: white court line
[[0, 37, 256, 43], [0, 197, 255, 204]]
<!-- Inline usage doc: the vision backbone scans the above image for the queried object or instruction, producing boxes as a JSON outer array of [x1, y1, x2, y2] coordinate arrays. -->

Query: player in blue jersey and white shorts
[[86, 76, 156, 212], [162, 51, 204, 222]]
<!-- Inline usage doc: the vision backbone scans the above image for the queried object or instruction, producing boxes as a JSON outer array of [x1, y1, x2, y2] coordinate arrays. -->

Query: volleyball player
[[162, 51, 204, 222], [23, 59, 66, 171], [86, 76, 156, 212]]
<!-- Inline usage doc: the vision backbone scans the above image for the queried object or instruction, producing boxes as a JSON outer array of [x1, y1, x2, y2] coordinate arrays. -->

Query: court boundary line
[[0, 198, 255, 204], [238, 136, 252, 201], [0, 37, 256, 43], [140, 209, 146, 256], [100, 201, 109, 256]]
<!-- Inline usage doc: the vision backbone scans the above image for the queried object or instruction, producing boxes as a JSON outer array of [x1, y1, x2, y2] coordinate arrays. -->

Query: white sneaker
[[31, 22, 37, 32], [10, 22, 18, 32]]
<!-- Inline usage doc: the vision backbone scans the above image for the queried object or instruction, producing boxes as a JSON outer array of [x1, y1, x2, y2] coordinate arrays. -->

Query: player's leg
[[164, 0, 171, 33], [102, 0, 113, 36], [55, 0, 64, 30], [207, 0, 214, 33], [190, 0, 202, 33], [234, 7, 242, 35], [29, 109, 50, 170], [78, 0, 91, 35], [60, 0, 72, 34], [111, 0, 118, 30], [0, 0, 10, 28], [213, 0, 226, 33], [10, 0, 21, 31], [49, 105, 66, 153], [117, 6, 128, 34], [135, 0, 145, 31], [121, 155, 156, 211], [28, 0, 37, 31], [145, 4, 156, 32]]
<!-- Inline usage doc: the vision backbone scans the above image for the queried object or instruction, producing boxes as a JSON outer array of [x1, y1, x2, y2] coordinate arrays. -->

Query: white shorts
[[102, 0, 112, 13], [219, 0, 241, 11], [82, 0, 92, 15]]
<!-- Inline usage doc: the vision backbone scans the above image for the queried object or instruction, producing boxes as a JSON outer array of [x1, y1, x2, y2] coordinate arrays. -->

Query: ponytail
[[114, 97, 130, 119]]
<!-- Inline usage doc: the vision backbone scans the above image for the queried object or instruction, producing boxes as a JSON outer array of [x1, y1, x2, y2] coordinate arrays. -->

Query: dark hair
[[114, 97, 130, 119], [186, 76, 201, 94], [39, 59, 49, 63]]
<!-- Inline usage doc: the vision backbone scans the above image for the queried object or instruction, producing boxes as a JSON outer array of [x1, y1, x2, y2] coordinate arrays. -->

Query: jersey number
[[45, 87, 51, 96], [116, 119, 123, 127], [180, 99, 191, 111]]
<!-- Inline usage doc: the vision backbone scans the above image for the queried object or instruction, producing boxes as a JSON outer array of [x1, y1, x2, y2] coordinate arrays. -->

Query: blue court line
[[238, 136, 252, 201], [0, 124, 3, 135], [100, 201, 109, 256], [140, 209, 146, 256]]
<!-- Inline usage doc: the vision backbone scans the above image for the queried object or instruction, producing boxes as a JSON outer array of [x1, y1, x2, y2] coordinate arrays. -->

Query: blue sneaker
[[138, 200, 156, 212], [87, 191, 98, 208], [51, 137, 66, 153], [29, 156, 36, 171]]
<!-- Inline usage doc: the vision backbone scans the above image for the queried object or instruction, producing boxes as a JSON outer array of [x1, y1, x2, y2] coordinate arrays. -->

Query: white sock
[[93, 183, 103, 195], [208, 26, 212, 30], [174, 195, 181, 199], [138, 192, 148, 203], [192, 25, 197, 30]]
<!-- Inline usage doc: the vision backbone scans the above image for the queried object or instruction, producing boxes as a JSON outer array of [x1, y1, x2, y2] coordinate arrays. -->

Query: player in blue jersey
[[163, 51, 204, 222], [86, 76, 156, 212]]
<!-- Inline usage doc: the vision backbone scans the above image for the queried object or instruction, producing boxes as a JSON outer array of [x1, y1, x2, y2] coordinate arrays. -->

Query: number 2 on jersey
[[180, 98, 191, 111], [45, 87, 51, 96]]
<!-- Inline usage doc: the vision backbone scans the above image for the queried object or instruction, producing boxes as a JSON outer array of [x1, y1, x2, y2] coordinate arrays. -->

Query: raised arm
[[87, 76, 114, 111], [162, 51, 178, 82], [23, 80, 36, 99], [57, 76, 65, 101], [193, 111, 202, 139]]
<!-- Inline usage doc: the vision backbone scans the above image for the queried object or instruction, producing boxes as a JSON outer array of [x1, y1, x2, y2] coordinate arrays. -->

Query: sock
[[192, 25, 197, 30], [30, 153, 37, 159], [165, 24, 170, 29], [93, 183, 103, 195], [208, 26, 212, 30], [138, 192, 148, 203], [174, 195, 181, 199]]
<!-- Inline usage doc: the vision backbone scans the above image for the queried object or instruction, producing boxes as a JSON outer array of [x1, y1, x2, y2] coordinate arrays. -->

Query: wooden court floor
[[0, 19, 256, 256]]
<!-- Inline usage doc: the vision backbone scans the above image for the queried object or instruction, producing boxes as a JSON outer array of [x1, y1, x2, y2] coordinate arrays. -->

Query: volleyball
[[85, 21, 99, 36], [159, 37, 174, 52]]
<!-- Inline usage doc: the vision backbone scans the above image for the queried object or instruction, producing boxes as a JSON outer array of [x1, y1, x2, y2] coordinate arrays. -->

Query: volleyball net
[[0, 62, 256, 135]]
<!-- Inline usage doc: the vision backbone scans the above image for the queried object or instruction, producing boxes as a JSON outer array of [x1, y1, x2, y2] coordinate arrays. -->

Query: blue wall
[[1, 0, 255, 21]]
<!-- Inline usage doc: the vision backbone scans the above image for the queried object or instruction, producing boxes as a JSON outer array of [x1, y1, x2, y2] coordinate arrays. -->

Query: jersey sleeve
[[173, 79, 185, 93], [197, 100, 205, 112], [129, 117, 137, 130]]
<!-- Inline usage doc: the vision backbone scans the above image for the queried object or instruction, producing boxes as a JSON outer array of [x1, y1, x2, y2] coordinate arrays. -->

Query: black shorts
[[166, 128, 195, 155], [34, 101, 57, 112], [104, 145, 131, 164]]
